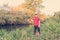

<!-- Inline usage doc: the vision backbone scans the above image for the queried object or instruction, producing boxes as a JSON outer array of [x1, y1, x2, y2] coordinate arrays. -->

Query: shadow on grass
[[0, 24, 29, 31]]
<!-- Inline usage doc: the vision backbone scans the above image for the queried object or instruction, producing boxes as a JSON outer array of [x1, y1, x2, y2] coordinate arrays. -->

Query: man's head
[[34, 12, 38, 16]]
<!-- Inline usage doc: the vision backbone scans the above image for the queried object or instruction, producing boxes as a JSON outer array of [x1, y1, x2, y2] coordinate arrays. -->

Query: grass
[[0, 20, 60, 40]]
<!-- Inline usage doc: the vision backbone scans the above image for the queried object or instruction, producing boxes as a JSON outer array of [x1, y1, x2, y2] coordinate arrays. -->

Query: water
[[0, 24, 29, 31]]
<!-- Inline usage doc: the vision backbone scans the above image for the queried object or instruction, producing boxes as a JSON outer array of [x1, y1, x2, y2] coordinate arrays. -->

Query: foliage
[[0, 9, 29, 25], [25, 0, 43, 12]]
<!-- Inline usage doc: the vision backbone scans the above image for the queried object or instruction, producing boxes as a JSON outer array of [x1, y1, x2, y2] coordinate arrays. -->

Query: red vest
[[33, 16, 39, 26]]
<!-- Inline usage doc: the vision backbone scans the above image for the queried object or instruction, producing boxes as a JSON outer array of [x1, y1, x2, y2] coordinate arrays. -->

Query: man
[[33, 13, 40, 35]]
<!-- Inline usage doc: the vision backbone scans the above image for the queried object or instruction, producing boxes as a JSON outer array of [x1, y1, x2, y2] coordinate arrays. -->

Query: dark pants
[[34, 26, 40, 34]]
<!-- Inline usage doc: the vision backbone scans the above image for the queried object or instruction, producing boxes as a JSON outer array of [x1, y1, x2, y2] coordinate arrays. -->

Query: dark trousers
[[34, 26, 40, 34]]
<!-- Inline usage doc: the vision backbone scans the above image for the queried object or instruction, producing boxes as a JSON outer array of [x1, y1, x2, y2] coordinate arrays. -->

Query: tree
[[25, 0, 43, 13]]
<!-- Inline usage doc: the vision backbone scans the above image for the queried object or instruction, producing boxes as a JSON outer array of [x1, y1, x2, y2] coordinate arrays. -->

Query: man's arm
[[39, 20, 40, 27]]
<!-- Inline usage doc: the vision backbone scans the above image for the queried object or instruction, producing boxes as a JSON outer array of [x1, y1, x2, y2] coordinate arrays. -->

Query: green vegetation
[[0, 9, 29, 25], [0, 12, 60, 40]]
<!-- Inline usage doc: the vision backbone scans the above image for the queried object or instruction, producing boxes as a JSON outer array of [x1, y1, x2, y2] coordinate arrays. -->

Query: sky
[[0, 0, 60, 15], [0, 0, 25, 7], [41, 0, 60, 15]]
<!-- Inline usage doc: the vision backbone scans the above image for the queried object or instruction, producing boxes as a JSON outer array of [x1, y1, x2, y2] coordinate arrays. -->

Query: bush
[[0, 10, 30, 25]]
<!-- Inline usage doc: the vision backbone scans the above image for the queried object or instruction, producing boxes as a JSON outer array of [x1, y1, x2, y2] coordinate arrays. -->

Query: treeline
[[0, 10, 30, 25], [44, 11, 60, 23]]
